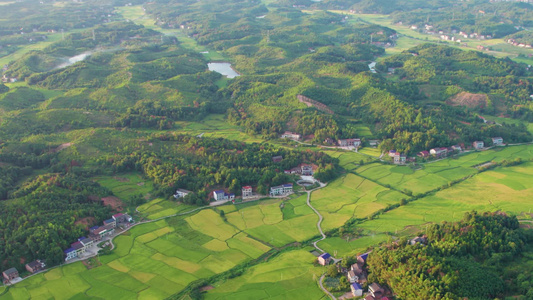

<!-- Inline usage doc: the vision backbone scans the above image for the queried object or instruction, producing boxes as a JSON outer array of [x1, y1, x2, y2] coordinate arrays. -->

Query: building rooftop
[[26, 260, 43, 269], [242, 186, 252, 189], [79, 237, 93, 246], [3, 268, 18, 275], [71, 241, 83, 250], [104, 218, 115, 224], [351, 282, 362, 290], [319, 253, 331, 259], [64, 247, 75, 254], [112, 213, 124, 218]]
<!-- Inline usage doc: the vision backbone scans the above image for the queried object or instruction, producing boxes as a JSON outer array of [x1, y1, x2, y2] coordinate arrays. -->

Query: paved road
[[306, 187, 327, 253], [319, 274, 337, 300]]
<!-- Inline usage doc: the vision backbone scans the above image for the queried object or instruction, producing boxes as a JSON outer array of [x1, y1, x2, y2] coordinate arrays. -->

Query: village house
[[103, 218, 116, 228], [393, 153, 406, 164], [430, 147, 448, 158], [272, 155, 283, 163], [25, 260, 45, 274], [324, 138, 335, 145], [173, 188, 191, 199], [388, 150, 396, 157], [301, 165, 313, 175], [338, 138, 361, 148], [79, 237, 94, 249], [2, 268, 19, 281], [269, 184, 293, 196], [71, 241, 86, 257], [112, 213, 132, 223], [473, 141, 484, 150], [369, 282, 385, 298], [350, 282, 363, 297], [492, 137, 504, 146], [281, 131, 301, 141], [242, 186, 253, 199], [213, 190, 235, 201], [409, 236, 428, 245], [64, 248, 77, 261], [452, 145, 462, 152], [347, 270, 358, 283], [317, 252, 331, 266], [357, 253, 369, 265], [417, 150, 429, 158]]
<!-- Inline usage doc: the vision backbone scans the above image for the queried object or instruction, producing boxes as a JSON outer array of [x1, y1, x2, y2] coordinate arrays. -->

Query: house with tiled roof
[[242, 186, 253, 199], [318, 253, 331, 266], [25, 260, 45, 274], [2, 268, 19, 281]]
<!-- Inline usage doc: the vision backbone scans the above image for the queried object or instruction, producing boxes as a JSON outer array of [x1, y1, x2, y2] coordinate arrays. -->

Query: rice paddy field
[[321, 149, 376, 170], [4, 144, 533, 299], [204, 250, 325, 300], [311, 173, 407, 231], [358, 161, 533, 235], [2, 210, 271, 300], [223, 196, 320, 247], [355, 144, 533, 195]]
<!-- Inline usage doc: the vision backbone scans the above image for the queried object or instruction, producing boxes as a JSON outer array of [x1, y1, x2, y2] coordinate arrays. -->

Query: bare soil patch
[[75, 217, 96, 229], [53, 143, 72, 152], [297, 94, 334, 114], [101, 196, 124, 211], [447, 92, 487, 108], [200, 286, 214, 292]]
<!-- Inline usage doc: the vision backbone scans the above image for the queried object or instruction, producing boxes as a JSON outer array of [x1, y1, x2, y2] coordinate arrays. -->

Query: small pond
[[207, 62, 240, 78]]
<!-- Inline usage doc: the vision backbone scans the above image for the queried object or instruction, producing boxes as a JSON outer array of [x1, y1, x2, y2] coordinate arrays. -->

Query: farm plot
[[317, 234, 390, 257], [322, 149, 375, 170], [3, 209, 271, 299], [355, 145, 533, 195], [358, 162, 533, 235], [311, 173, 407, 231], [225, 197, 320, 247], [204, 250, 325, 300]]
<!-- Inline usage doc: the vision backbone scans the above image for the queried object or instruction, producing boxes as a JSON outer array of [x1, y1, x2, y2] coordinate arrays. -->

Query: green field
[[358, 162, 533, 235], [204, 250, 325, 300], [311, 173, 407, 231], [116, 6, 225, 61], [355, 144, 533, 195], [224, 196, 320, 247], [3, 209, 271, 300], [322, 149, 376, 170]]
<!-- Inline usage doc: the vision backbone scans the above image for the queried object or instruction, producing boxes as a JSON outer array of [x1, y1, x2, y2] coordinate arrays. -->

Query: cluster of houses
[[284, 164, 314, 176], [410, 24, 494, 43], [507, 38, 532, 49], [1, 74, 17, 83], [2, 260, 47, 284], [64, 213, 132, 261], [318, 252, 389, 300], [416, 137, 504, 160]]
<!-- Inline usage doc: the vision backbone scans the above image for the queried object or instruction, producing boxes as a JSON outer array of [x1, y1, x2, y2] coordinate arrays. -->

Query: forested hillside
[[367, 212, 533, 299], [0, 0, 532, 284]]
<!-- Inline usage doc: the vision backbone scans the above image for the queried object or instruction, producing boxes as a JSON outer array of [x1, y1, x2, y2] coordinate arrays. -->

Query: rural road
[[306, 187, 327, 253], [319, 274, 337, 300]]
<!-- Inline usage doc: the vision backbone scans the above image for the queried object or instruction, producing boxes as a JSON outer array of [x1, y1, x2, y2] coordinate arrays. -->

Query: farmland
[[310, 173, 407, 232], [204, 250, 325, 300], [3, 144, 533, 299], [2, 210, 271, 300], [355, 144, 533, 195]]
